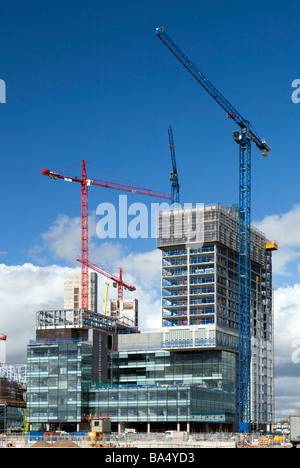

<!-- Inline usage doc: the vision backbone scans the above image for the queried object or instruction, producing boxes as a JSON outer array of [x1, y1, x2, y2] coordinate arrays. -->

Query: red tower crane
[[77, 257, 135, 301], [0, 334, 7, 341], [42, 160, 170, 309]]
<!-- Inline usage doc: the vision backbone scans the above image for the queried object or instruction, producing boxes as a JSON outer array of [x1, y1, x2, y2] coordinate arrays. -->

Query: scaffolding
[[158, 204, 269, 329], [0, 364, 27, 384], [157, 204, 266, 265], [35, 308, 137, 333]]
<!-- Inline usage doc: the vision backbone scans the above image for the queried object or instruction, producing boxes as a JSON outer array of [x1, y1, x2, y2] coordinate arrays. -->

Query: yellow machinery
[[266, 240, 278, 251], [103, 283, 109, 316]]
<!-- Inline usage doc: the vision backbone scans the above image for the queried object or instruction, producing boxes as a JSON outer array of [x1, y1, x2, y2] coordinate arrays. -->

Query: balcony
[[162, 269, 187, 278]]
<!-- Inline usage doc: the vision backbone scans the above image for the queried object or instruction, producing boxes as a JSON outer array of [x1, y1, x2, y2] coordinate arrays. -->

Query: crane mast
[[156, 27, 271, 432], [168, 126, 180, 205], [81, 160, 89, 309]]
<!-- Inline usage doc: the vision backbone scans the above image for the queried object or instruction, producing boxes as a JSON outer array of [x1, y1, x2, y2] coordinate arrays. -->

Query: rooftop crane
[[168, 126, 180, 205], [156, 27, 271, 433], [42, 160, 169, 310], [76, 256, 136, 301]]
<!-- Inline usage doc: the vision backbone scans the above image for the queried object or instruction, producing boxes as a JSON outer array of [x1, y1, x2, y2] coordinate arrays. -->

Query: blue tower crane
[[168, 126, 180, 205], [156, 27, 271, 433]]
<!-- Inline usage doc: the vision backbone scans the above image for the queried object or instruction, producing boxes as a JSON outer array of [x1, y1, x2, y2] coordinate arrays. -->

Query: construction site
[[0, 26, 289, 449]]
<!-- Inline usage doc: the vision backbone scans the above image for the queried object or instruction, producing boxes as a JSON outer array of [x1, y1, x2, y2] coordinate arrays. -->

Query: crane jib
[[156, 27, 270, 156]]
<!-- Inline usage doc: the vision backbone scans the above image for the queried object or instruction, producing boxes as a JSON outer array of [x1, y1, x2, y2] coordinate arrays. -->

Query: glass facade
[[27, 341, 92, 424], [89, 385, 191, 423], [88, 350, 236, 424], [114, 349, 235, 388], [89, 384, 235, 424], [26, 339, 236, 427], [0, 404, 26, 433]]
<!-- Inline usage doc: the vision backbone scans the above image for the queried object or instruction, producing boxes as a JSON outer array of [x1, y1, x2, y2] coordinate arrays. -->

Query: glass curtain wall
[[89, 350, 236, 424], [27, 341, 92, 425]]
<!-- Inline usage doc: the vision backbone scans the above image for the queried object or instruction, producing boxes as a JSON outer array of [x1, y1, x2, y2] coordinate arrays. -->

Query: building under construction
[[106, 299, 138, 328], [0, 334, 27, 434], [26, 203, 277, 433], [157, 204, 276, 429], [64, 272, 98, 313], [0, 374, 26, 433]]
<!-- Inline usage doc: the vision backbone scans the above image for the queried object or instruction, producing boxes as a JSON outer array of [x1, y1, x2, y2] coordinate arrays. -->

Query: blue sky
[[0, 0, 299, 267], [1, 0, 300, 419]]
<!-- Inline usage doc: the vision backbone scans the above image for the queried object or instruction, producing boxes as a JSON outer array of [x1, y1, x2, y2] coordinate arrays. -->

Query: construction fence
[[0, 431, 292, 448]]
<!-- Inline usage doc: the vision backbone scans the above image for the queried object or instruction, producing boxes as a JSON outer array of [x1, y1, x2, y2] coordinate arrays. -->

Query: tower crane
[[0, 334, 7, 341], [42, 160, 169, 310], [156, 27, 271, 433], [76, 257, 136, 301], [168, 126, 180, 204]]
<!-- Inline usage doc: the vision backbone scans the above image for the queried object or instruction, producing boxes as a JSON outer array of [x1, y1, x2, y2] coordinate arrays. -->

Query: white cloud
[[254, 204, 300, 247], [122, 249, 161, 290], [29, 212, 125, 267], [0, 263, 68, 363], [254, 204, 300, 275], [252, 205, 300, 417], [0, 243, 162, 364], [274, 284, 300, 367], [272, 284, 300, 419], [275, 378, 300, 420]]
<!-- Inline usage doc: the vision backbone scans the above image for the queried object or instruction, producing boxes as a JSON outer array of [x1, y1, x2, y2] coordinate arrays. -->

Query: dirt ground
[[31, 439, 80, 448]]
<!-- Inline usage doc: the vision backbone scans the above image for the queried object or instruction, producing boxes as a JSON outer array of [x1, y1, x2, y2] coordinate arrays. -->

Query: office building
[[27, 308, 116, 432]]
